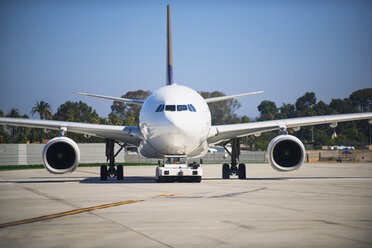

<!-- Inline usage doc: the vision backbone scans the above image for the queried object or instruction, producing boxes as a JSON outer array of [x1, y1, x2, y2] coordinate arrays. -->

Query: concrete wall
[[0, 144, 266, 166], [0, 144, 27, 165], [0, 143, 125, 166]]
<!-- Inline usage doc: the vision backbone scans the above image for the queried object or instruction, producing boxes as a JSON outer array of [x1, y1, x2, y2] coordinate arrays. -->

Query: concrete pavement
[[0, 163, 372, 247]]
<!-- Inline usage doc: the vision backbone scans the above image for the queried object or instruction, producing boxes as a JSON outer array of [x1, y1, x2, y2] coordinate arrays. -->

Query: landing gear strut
[[222, 138, 246, 179], [100, 139, 125, 180]]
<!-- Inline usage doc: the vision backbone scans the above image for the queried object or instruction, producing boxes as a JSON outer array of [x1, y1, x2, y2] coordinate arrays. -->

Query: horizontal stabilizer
[[204, 91, 264, 103], [76, 92, 144, 105]]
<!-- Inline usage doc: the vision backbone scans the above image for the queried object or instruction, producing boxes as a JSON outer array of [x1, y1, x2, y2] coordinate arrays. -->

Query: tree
[[53, 101, 100, 123], [7, 108, 21, 118], [6, 108, 21, 143], [292, 93, 317, 143], [0, 109, 10, 143], [241, 115, 251, 123], [124, 112, 136, 126], [53, 101, 103, 142], [295, 92, 316, 116], [349, 88, 372, 112], [111, 90, 151, 125], [108, 113, 123, 125], [313, 101, 334, 116], [313, 128, 331, 147], [348, 89, 372, 143], [31, 100, 52, 120], [257, 100, 278, 120], [200, 91, 241, 125], [30, 101, 52, 142], [329, 98, 354, 114], [278, 103, 295, 119]]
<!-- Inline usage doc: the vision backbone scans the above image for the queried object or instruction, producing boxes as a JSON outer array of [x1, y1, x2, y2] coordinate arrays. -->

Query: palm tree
[[6, 108, 21, 143], [31, 101, 52, 142], [31, 101, 52, 120]]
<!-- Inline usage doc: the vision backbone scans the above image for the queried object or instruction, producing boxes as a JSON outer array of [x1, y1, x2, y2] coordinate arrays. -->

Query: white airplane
[[1, 5, 372, 182]]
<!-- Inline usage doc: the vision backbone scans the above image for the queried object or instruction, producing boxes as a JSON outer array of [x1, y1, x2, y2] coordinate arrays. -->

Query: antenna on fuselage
[[166, 5, 174, 85]]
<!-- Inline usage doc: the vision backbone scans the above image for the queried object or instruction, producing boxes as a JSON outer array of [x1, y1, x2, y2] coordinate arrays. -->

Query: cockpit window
[[155, 104, 164, 112], [177, 105, 187, 111], [165, 105, 176, 111], [188, 104, 197, 112], [163, 104, 196, 112]]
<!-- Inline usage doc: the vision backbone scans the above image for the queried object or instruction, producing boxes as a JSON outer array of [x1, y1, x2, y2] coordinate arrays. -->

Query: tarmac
[[0, 162, 372, 248]]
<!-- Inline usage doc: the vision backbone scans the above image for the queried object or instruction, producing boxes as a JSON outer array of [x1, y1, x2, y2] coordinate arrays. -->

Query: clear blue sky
[[1, 0, 371, 120]]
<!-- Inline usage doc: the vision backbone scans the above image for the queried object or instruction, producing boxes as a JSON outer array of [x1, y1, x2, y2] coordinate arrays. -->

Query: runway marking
[[153, 194, 190, 197], [0, 200, 142, 229]]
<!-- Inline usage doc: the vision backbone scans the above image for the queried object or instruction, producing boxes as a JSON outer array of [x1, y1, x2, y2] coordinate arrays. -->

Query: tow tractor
[[155, 155, 202, 183]]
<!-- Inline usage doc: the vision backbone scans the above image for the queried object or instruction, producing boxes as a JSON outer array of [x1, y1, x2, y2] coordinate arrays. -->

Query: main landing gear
[[222, 138, 246, 179], [100, 139, 125, 180]]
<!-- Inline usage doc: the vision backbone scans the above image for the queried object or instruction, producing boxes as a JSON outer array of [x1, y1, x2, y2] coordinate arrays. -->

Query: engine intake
[[267, 135, 305, 171], [42, 137, 80, 174]]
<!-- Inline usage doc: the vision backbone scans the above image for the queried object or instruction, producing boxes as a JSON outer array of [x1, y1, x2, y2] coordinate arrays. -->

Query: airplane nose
[[147, 112, 199, 154], [164, 112, 192, 135]]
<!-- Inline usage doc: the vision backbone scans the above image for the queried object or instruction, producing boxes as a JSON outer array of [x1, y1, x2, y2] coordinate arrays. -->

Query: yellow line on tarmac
[[153, 194, 190, 197], [0, 200, 142, 229]]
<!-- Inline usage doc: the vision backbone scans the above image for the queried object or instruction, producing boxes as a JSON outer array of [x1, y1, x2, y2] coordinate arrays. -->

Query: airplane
[[1, 5, 371, 182]]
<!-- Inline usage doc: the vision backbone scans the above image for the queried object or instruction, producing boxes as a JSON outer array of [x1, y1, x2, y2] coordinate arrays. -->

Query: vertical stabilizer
[[166, 5, 174, 85]]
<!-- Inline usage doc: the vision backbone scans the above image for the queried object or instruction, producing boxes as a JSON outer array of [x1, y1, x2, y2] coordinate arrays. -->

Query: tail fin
[[166, 5, 174, 85]]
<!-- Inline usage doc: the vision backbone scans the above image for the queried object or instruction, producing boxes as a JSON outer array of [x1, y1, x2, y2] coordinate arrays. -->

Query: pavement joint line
[[92, 213, 174, 248], [0, 200, 143, 229]]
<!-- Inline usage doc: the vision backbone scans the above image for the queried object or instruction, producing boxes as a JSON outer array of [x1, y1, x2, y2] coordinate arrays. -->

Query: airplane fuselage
[[139, 84, 211, 158]]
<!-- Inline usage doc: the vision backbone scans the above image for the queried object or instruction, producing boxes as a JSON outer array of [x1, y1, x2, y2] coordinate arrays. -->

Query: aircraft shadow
[[0, 179, 83, 184], [80, 176, 157, 184]]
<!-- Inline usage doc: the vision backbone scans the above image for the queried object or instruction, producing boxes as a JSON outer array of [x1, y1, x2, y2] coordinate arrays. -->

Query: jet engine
[[267, 135, 305, 171], [42, 137, 80, 174]]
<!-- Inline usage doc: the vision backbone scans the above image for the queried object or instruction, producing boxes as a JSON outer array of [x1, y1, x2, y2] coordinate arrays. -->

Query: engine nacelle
[[42, 137, 80, 174], [267, 134, 305, 171]]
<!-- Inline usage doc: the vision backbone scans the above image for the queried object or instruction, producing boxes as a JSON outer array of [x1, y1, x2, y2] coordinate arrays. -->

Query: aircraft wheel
[[100, 165, 108, 181], [194, 176, 202, 183], [222, 163, 230, 179], [238, 163, 246, 179], [117, 165, 124, 180]]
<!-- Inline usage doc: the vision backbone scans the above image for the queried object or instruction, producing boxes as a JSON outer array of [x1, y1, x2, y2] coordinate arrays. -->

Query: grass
[[0, 163, 157, 171]]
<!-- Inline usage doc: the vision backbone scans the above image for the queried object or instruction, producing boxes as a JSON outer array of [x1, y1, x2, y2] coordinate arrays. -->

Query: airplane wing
[[0, 118, 143, 146], [204, 91, 264, 103], [76, 92, 145, 105], [207, 112, 372, 144]]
